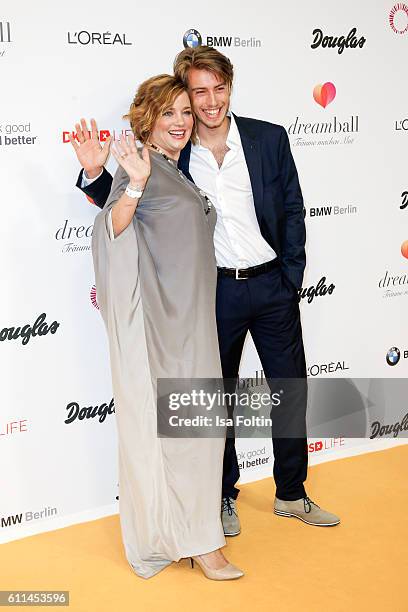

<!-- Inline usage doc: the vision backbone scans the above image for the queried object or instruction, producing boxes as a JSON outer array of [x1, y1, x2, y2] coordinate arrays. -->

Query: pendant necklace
[[146, 142, 213, 215]]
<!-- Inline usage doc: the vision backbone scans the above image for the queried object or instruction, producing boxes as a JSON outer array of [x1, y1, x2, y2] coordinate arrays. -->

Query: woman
[[91, 75, 244, 580]]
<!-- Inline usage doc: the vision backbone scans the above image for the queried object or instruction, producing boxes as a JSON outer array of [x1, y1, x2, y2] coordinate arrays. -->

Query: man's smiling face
[[187, 68, 231, 131]]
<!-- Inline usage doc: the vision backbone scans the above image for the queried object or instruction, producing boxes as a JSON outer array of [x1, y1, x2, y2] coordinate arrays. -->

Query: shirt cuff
[[81, 168, 103, 187]]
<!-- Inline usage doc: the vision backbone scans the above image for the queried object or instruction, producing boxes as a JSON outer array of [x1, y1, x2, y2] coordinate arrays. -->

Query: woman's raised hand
[[69, 118, 112, 178], [111, 133, 151, 189]]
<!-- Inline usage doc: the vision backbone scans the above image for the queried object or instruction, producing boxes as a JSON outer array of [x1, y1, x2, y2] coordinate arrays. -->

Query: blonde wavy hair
[[173, 46, 234, 90], [123, 74, 197, 144]]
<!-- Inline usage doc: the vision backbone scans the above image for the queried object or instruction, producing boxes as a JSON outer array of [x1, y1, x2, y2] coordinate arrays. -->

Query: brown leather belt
[[217, 259, 279, 280]]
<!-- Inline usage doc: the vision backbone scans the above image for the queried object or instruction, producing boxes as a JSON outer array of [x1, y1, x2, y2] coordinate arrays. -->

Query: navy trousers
[[216, 263, 308, 501]]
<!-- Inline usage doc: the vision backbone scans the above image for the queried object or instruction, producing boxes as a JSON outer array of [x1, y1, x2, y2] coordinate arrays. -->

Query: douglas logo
[[65, 399, 115, 424], [0, 313, 60, 346], [311, 27, 366, 54], [299, 277, 336, 304], [370, 413, 408, 439]]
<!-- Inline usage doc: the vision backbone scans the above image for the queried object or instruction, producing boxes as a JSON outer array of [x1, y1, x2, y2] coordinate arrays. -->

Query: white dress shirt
[[189, 113, 276, 268], [81, 169, 102, 186]]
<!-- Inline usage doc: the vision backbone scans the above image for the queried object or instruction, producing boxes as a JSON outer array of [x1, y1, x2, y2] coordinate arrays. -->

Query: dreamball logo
[[55, 219, 93, 254], [378, 270, 408, 299], [183, 29, 261, 49], [288, 82, 358, 148], [313, 82, 336, 108], [0, 21, 11, 57], [0, 21, 11, 43]]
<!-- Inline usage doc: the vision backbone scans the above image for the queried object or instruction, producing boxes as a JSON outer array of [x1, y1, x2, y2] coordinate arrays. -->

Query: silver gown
[[91, 150, 226, 579]]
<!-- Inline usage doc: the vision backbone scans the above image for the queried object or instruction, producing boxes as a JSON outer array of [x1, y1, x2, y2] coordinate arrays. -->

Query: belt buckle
[[235, 268, 246, 280]]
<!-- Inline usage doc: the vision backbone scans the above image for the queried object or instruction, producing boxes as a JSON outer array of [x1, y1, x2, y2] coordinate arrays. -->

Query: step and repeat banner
[[1, 0, 407, 542]]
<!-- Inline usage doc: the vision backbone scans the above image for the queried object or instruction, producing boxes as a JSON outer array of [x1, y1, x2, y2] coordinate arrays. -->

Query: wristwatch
[[125, 183, 144, 199]]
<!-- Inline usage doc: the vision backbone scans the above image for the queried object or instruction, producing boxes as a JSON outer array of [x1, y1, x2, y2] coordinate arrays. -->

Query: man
[[71, 46, 340, 535]]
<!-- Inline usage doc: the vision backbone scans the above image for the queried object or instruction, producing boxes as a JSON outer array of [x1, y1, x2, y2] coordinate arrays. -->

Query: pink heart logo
[[313, 82, 336, 108]]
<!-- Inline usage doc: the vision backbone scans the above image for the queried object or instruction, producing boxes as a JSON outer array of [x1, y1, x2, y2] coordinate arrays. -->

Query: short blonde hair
[[173, 46, 234, 89], [123, 74, 196, 143]]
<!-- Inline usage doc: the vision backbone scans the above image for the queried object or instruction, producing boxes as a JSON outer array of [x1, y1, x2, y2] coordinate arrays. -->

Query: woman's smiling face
[[149, 91, 194, 159]]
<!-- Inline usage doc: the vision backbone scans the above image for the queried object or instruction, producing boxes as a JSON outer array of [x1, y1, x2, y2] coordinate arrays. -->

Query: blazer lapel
[[177, 141, 194, 183], [234, 113, 264, 224]]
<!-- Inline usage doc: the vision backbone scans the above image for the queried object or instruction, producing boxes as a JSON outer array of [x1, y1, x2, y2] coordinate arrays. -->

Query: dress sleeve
[[104, 164, 130, 209], [91, 164, 139, 328], [107, 210, 115, 241], [101, 164, 132, 241]]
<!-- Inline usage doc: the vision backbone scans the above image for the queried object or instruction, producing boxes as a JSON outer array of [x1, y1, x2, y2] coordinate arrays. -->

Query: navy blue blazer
[[77, 114, 306, 289]]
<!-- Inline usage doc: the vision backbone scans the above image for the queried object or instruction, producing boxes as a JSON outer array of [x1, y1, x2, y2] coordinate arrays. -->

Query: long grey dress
[[91, 150, 226, 579]]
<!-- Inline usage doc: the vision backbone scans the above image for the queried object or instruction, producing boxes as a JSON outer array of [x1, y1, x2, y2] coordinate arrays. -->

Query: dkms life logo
[[183, 28, 261, 49]]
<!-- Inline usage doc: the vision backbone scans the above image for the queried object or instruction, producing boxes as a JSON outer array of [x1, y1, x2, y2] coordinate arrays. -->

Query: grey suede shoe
[[274, 496, 340, 526], [221, 497, 241, 536]]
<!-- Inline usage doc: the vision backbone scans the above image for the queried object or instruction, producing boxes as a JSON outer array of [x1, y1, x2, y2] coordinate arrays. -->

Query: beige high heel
[[190, 555, 244, 580]]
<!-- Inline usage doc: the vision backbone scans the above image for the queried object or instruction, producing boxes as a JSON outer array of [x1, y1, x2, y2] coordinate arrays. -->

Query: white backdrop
[[1, 0, 407, 542]]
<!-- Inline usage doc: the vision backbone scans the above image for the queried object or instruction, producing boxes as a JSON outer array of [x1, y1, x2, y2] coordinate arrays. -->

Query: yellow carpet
[[1, 446, 407, 612]]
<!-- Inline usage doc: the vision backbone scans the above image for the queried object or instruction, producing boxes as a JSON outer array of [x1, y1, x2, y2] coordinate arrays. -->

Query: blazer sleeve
[[277, 127, 306, 290], [75, 167, 114, 210]]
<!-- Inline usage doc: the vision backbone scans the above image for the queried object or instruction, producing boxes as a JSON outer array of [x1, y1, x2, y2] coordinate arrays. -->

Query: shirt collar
[[194, 111, 240, 150], [226, 112, 241, 149]]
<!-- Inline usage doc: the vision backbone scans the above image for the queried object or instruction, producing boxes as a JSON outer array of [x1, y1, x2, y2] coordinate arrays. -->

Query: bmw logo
[[183, 29, 202, 49], [386, 347, 400, 366]]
